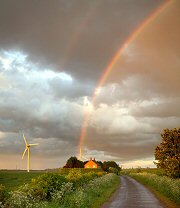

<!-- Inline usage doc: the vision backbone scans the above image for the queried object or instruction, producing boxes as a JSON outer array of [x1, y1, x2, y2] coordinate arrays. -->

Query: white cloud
[[0, 50, 73, 83], [122, 157, 156, 168]]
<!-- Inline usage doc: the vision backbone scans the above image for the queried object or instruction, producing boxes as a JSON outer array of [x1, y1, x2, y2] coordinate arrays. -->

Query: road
[[102, 175, 165, 208]]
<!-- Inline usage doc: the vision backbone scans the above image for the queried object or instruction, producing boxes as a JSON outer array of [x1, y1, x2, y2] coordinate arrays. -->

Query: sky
[[0, 0, 179, 170]]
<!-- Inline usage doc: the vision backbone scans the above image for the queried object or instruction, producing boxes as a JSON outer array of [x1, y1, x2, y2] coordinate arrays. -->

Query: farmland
[[0, 170, 44, 191]]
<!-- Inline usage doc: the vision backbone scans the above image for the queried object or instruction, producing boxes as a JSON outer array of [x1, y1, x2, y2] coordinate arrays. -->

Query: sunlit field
[[0, 170, 44, 191]]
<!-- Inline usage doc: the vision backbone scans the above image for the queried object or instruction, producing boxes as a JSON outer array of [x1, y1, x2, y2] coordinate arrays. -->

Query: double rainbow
[[79, 0, 172, 160]]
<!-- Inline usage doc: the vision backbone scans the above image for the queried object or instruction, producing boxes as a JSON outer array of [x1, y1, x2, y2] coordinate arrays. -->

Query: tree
[[64, 156, 84, 168], [102, 161, 121, 173], [96, 161, 103, 168], [108, 167, 119, 175], [154, 128, 180, 178]]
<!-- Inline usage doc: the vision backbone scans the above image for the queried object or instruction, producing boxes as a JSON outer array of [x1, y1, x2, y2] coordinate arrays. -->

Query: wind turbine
[[22, 134, 39, 172]]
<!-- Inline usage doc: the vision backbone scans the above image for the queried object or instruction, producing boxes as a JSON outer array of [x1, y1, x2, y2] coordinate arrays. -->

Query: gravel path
[[102, 175, 165, 208]]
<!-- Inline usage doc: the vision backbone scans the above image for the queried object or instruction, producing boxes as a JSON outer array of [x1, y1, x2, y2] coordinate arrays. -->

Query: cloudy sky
[[0, 0, 179, 170]]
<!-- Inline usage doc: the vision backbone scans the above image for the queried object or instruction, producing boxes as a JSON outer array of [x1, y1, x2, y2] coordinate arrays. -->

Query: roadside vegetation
[[121, 167, 165, 176], [0, 169, 120, 208], [129, 172, 180, 205], [45, 172, 120, 208], [121, 128, 180, 207], [121, 168, 180, 206]]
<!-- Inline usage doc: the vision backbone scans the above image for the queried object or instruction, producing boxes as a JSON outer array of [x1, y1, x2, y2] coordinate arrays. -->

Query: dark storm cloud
[[85, 128, 160, 161], [130, 98, 180, 118], [85, 114, 180, 162], [0, 88, 84, 141], [0, 0, 164, 82], [48, 78, 94, 99]]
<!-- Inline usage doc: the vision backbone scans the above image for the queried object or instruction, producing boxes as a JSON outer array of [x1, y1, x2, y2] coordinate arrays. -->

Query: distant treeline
[[63, 156, 121, 173]]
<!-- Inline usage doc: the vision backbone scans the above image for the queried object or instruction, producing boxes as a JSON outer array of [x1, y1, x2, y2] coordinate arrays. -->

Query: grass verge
[[129, 173, 180, 207]]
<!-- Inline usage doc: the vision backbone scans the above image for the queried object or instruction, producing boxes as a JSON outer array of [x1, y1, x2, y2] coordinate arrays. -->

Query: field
[[0, 169, 120, 208], [121, 167, 165, 176], [0, 170, 44, 191]]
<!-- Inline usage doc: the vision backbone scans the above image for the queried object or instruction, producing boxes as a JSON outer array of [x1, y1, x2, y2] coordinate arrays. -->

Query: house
[[84, 157, 100, 169]]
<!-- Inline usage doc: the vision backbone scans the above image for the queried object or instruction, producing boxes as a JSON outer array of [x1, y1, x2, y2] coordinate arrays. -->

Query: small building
[[84, 157, 100, 169]]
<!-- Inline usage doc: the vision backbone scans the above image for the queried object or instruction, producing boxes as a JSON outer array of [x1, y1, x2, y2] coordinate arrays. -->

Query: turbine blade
[[29, 143, 39, 146], [22, 148, 28, 159], [23, 134, 28, 145]]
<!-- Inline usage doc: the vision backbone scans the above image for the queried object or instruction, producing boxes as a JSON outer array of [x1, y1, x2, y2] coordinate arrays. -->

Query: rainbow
[[61, 1, 102, 67], [78, 0, 172, 160]]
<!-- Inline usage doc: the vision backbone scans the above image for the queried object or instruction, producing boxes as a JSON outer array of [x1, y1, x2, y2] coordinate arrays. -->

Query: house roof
[[84, 158, 100, 166]]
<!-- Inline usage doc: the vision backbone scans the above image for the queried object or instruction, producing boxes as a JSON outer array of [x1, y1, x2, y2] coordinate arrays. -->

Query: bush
[[108, 167, 119, 175], [7, 183, 48, 208], [66, 169, 106, 188], [51, 182, 73, 203], [31, 173, 67, 199], [7, 187, 38, 208], [66, 169, 82, 181], [6, 173, 68, 207], [102, 161, 121, 173], [0, 184, 6, 203], [62, 173, 120, 208]]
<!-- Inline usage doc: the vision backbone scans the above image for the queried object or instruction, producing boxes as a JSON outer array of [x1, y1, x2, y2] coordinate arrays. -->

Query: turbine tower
[[22, 134, 39, 172]]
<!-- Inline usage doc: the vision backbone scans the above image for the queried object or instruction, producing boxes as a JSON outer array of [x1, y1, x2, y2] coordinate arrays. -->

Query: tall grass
[[130, 172, 180, 205], [45, 173, 120, 208], [121, 168, 165, 176]]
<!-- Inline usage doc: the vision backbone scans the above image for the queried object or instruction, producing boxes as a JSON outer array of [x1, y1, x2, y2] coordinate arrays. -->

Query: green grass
[[0, 170, 44, 191], [88, 176, 120, 208], [44, 173, 120, 208], [121, 168, 165, 176], [130, 172, 180, 206]]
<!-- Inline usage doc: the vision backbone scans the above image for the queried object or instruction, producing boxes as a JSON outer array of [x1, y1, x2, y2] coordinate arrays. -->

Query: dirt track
[[102, 175, 165, 208]]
